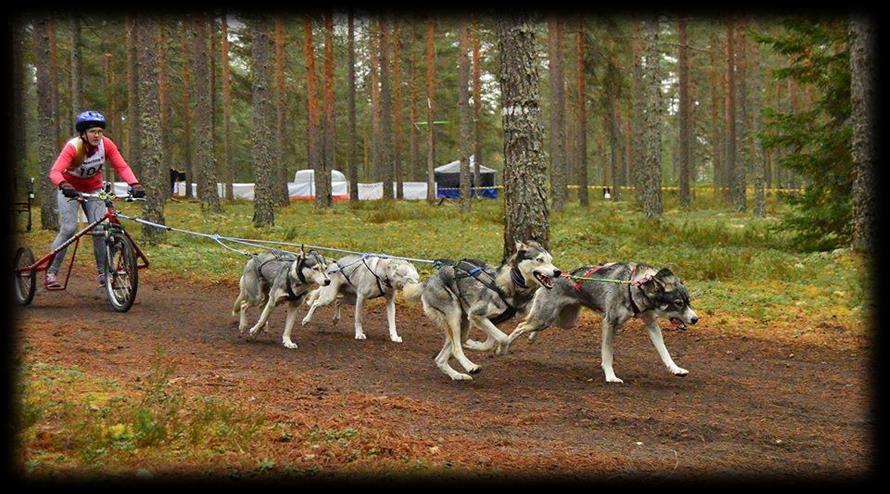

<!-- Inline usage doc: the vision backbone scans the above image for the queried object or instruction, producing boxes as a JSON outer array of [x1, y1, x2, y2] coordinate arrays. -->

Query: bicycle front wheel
[[105, 232, 138, 312], [14, 247, 36, 306]]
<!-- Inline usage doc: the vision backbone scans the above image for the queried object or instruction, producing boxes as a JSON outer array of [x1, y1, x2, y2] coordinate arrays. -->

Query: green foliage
[[757, 19, 853, 251]]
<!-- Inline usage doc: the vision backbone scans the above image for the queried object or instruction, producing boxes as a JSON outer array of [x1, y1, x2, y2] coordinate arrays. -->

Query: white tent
[[291, 169, 349, 200], [433, 155, 497, 175]]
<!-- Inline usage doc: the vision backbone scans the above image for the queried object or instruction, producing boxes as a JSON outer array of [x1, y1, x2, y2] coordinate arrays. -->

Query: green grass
[[14, 189, 870, 331]]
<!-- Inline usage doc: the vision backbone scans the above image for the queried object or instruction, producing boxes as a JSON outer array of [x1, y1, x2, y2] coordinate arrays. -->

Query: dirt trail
[[16, 270, 872, 479]]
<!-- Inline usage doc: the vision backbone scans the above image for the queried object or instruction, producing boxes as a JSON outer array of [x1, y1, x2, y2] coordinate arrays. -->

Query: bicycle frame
[[15, 196, 149, 291]]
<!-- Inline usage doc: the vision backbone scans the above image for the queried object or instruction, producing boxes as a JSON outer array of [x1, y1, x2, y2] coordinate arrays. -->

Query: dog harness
[[435, 258, 524, 325], [628, 264, 656, 316], [571, 263, 616, 294], [255, 252, 309, 301], [336, 255, 392, 298]]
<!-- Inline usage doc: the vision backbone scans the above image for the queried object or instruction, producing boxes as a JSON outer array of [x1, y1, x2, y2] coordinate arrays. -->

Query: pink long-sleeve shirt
[[48, 136, 138, 192]]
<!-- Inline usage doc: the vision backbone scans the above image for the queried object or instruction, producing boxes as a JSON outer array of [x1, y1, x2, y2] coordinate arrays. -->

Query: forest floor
[[14, 269, 873, 481]]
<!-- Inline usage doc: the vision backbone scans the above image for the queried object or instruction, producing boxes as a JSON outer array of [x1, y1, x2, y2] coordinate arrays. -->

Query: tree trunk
[[221, 14, 234, 202], [304, 16, 330, 210], [322, 11, 336, 207], [369, 18, 381, 183], [472, 17, 484, 198], [158, 25, 171, 201], [181, 21, 194, 199], [678, 17, 691, 207], [725, 19, 739, 211], [631, 21, 643, 205], [251, 15, 276, 227], [12, 24, 26, 187], [379, 17, 394, 201], [70, 15, 83, 132], [547, 17, 567, 212], [497, 15, 549, 261], [426, 17, 436, 202], [135, 18, 166, 244], [640, 18, 662, 218], [348, 12, 359, 202], [193, 15, 221, 213], [458, 20, 472, 211], [733, 18, 748, 212], [34, 17, 60, 230], [48, 19, 61, 149], [577, 18, 589, 207], [393, 19, 404, 199], [274, 18, 291, 206], [710, 29, 724, 198], [409, 22, 420, 183], [127, 16, 140, 177], [749, 20, 766, 218], [850, 17, 875, 252]]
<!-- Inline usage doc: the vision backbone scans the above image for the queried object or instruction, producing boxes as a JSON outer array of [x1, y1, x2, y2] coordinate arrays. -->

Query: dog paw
[[671, 367, 689, 377], [283, 340, 298, 350], [605, 376, 624, 384], [390, 335, 403, 343], [467, 364, 482, 374], [527, 332, 539, 344], [354, 333, 367, 341], [495, 343, 511, 356], [451, 373, 474, 381], [300, 317, 311, 327]]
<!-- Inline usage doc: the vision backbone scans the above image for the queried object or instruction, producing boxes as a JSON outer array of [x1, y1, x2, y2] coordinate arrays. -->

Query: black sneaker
[[97, 274, 107, 288]]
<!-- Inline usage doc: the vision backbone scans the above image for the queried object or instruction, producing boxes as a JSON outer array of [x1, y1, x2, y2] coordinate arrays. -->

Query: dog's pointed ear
[[515, 240, 528, 252], [655, 268, 674, 279]]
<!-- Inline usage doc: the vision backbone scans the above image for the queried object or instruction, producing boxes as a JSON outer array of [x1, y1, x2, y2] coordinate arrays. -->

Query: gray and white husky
[[500, 262, 699, 383], [231, 249, 331, 349], [301, 254, 420, 342], [403, 241, 562, 381]]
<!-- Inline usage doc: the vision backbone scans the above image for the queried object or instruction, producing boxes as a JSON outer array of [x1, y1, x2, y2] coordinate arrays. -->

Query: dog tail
[[400, 280, 426, 305]]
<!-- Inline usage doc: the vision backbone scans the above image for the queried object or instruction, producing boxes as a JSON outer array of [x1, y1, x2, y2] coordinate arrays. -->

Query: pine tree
[[251, 14, 276, 227], [849, 16, 875, 252], [136, 17, 167, 243]]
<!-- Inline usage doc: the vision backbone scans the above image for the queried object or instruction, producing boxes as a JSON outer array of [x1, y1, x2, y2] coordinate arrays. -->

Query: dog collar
[[510, 266, 528, 289], [296, 257, 307, 285]]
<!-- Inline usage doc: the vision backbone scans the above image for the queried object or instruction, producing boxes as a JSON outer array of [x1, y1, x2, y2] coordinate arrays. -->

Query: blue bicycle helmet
[[75, 110, 107, 133]]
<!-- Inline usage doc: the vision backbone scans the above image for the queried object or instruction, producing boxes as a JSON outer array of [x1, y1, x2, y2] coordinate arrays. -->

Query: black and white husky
[[500, 263, 699, 383], [231, 249, 330, 349], [301, 254, 420, 342], [403, 241, 562, 381]]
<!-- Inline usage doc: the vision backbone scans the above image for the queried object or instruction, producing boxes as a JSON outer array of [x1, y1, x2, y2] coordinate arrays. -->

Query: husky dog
[[231, 249, 331, 349], [500, 263, 699, 383], [403, 241, 561, 381], [300, 254, 421, 342]]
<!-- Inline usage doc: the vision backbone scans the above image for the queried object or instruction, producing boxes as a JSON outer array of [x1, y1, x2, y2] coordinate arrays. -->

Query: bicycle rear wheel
[[105, 232, 138, 312], [14, 247, 36, 306]]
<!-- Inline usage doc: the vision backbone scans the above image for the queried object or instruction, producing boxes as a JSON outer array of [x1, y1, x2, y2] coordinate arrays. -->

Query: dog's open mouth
[[670, 318, 688, 332], [533, 271, 554, 289]]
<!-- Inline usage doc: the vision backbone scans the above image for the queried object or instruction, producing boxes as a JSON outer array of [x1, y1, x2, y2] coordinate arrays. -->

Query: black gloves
[[59, 181, 78, 198], [129, 183, 145, 198]]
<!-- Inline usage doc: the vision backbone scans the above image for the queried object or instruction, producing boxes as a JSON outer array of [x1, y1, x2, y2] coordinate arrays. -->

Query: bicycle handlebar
[[75, 191, 146, 203]]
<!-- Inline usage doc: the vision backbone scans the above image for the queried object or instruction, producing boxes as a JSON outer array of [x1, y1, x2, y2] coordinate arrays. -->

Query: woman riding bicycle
[[46, 110, 145, 288]]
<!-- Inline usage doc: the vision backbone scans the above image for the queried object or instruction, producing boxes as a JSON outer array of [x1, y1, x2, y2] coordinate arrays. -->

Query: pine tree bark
[[221, 14, 234, 202], [193, 15, 221, 213], [472, 17, 484, 198], [305, 16, 330, 209], [70, 15, 83, 132], [640, 18, 662, 218], [369, 19, 382, 183], [850, 16, 875, 252], [348, 12, 359, 202], [34, 17, 60, 230], [577, 18, 589, 207], [48, 19, 61, 149], [379, 17, 394, 201], [251, 15, 276, 227], [749, 21, 766, 217], [322, 11, 336, 207], [498, 15, 549, 261], [458, 19, 472, 211], [393, 19, 404, 199], [135, 17, 166, 243], [630, 21, 644, 205], [725, 19, 739, 211], [425, 17, 436, 202], [678, 17, 691, 207], [126, 16, 140, 177], [732, 18, 748, 212], [274, 18, 291, 206], [158, 25, 172, 201], [13, 24, 26, 185], [547, 17, 567, 212], [409, 22, 420, 182], [181, 21, 194, 199], [709, 29, 724, 198]]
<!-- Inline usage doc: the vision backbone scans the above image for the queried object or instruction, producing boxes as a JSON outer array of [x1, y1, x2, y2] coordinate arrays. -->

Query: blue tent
[[434, 156, 498, 199]]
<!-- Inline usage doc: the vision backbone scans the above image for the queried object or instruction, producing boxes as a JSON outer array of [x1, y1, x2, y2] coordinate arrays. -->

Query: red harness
[[570, 263, 614, 293]]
